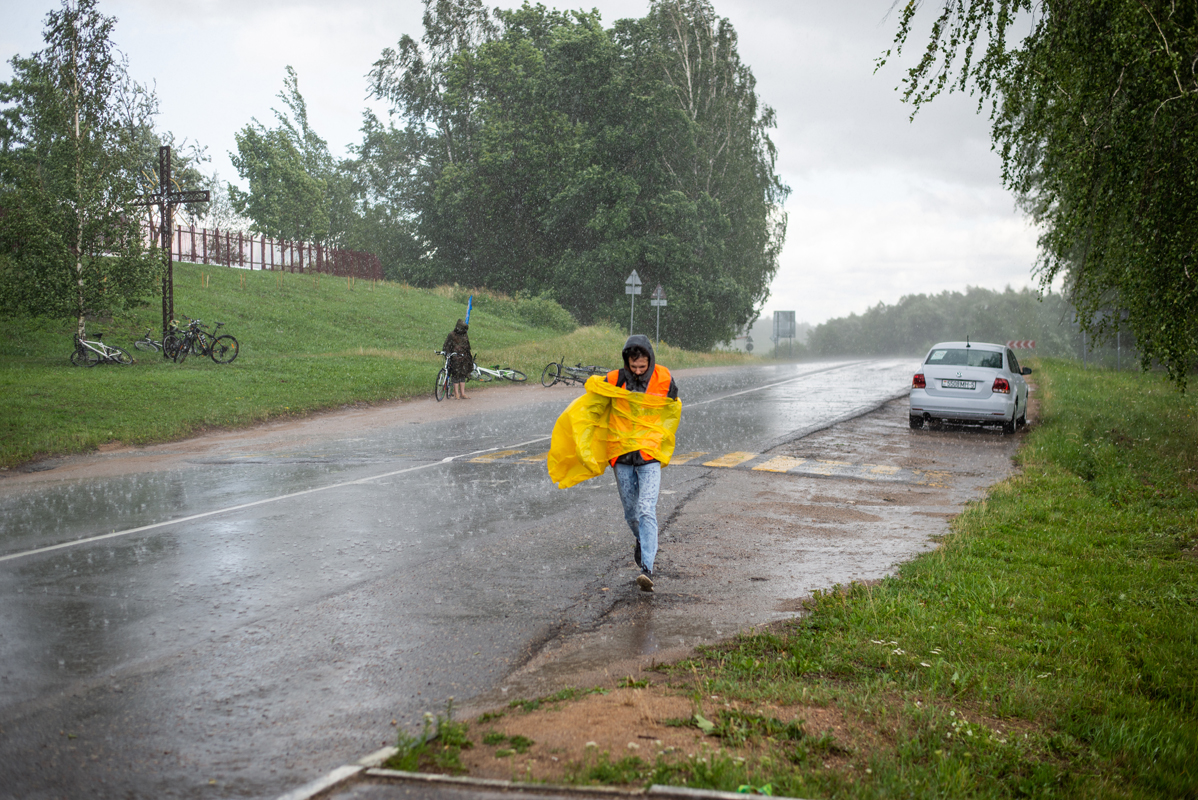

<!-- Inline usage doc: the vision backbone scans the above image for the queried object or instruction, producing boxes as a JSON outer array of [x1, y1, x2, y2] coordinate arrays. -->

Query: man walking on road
[[606, 335, 679, 592]]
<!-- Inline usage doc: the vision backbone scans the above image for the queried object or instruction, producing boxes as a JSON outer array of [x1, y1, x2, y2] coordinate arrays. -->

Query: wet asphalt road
[[0, 359, 914, 800]]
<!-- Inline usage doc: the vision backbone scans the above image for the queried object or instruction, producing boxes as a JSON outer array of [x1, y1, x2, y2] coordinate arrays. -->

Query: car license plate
[[941, 379, 975, 389]]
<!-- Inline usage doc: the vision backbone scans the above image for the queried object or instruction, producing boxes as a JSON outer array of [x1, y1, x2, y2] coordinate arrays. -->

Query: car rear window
[[925, 348, 1004, 369]]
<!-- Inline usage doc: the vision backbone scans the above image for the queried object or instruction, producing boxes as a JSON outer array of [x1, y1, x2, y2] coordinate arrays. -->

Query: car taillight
[[912, 373, 926, 389], [992, 377, 1010, 394]]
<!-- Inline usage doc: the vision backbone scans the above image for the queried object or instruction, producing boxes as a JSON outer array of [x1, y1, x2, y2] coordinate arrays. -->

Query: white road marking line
[[0, 435, 553, 564], [686, 361, 866, 407], [0, 364, 882, 564]]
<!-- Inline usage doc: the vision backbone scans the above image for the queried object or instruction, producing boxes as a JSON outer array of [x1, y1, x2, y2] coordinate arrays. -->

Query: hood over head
[[622, 334, 655, 374], [454, 319, 468, 334]]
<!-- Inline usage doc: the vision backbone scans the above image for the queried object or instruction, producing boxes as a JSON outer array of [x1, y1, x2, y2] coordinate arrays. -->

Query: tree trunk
[[73, 30, 85, 338]]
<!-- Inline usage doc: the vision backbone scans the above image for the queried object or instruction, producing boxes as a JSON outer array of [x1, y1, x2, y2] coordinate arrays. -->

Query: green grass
[[507, 686, 608, 713], [385, 701, 475, 774], [0, 262, 753, 469], [586, 359, 1198, 798]]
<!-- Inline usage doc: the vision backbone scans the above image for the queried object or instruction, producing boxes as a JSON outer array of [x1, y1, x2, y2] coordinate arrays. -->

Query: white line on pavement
[[0, 436, 553, 564], [0, 365, 879, 564], [686, 361, 865, 407]]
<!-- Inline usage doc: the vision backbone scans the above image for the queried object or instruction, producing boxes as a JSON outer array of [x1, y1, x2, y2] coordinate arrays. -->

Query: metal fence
[[146, 224, 383, 280]]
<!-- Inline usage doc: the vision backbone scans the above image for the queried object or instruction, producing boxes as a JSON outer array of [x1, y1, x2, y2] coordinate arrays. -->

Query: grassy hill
[[1, 262, 751, 469]]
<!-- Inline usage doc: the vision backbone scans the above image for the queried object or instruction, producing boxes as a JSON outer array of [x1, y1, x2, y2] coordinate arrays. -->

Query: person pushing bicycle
[[442, 319, 472, 399]]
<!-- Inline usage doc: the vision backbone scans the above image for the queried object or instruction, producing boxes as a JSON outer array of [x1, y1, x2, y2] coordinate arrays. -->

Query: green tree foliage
[[0, 0, 160, 333], [882, 1, 1198, 386], [228, 67, 355, 245], [341, 114, 429, 280], [806, 286, 1079, 358], [367, 0, 787, 349]]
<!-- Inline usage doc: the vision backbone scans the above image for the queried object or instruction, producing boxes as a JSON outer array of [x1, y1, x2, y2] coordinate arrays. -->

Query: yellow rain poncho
[[547, 375, 682, 489]]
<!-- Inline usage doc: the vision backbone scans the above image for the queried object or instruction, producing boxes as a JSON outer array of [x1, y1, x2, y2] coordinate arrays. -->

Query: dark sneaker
[[636, 572, 654, 592]]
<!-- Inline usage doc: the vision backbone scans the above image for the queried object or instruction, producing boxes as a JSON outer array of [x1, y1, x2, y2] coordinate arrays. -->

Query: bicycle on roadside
[[471, 355, 527, 383], [173, 319, 239, 364], [540, 355, 608, 387], [134, 320, 185, 357], [71, 330, 133, 366], [133, 328, 162, 353], [433, 350, 466, 401], [433, 351, 527, 401]]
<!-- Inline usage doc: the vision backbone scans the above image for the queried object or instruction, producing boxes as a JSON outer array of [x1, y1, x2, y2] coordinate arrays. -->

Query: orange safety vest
[[607, 364, 673, 465]]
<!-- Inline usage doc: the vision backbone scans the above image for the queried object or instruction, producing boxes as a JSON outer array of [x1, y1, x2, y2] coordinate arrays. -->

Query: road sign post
[[649, 285, 667, 345], [625, 270, 642, 334], [773, 310, 796, 358]]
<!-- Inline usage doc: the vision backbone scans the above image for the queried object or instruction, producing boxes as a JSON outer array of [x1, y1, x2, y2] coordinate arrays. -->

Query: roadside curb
[[277, 747, 811, 800]]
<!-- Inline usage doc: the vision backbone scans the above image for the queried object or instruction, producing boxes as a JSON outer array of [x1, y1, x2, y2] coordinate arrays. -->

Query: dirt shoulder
[[441, 396, 1032, 784]]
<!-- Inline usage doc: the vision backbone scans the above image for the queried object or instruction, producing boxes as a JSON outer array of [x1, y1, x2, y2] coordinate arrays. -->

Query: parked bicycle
[[433, 351, 527, 401], [541, 356, 608, 387], [471, 355, 527, 383], [133, 321, 185, 356], [433, 350, 465, 401], [173, 319, 239, 364], [133, 328, 162, 353], [71, 330, 133, 366]]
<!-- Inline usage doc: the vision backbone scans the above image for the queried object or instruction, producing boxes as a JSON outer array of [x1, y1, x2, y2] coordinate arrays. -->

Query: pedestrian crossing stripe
[[469, 449, 526, 463], [752, 456, 806, 472], [459, 447, 951, 486], [810, 459, 852, 476], [703, 451, 757, 468]]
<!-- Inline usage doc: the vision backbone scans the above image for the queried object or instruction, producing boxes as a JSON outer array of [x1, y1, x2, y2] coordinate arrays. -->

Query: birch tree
[[0, 0, 159, 332], [882, 0, 1198, 386]]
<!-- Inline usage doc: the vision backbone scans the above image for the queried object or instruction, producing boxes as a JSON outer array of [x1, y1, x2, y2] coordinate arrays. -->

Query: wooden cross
[[134, 146, 210, 340]]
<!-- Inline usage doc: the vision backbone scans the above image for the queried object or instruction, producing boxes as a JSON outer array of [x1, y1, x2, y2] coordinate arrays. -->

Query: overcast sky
[[0, 0, 1047, 328]]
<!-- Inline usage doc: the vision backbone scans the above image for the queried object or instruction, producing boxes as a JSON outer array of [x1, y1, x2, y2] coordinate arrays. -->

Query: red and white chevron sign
[[1006, 340, 1036, 349]]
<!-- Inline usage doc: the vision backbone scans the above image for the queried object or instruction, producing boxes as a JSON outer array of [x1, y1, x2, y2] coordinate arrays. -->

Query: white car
[[909, 341, 1031, 433]]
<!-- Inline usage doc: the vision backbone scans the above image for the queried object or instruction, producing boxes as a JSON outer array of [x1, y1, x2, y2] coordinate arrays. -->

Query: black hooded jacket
[[443, 320, 472, 381], [609, 334, 678, 465]]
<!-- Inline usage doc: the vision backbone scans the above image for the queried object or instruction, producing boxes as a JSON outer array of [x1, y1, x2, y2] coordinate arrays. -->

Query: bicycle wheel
[[174, 336, 191, 363], [163, 335, 183, 360], [541, 362, 561, 387], [434, 368, 450, 402], [106, 346, 133, 365], [134, 338, 160, 353], [501, 368, 527, 382], [210, 335, 239, 364], [71, 347, 100, 367]]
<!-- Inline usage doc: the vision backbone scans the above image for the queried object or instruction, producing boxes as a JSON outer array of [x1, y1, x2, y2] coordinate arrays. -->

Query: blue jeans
[[614, 461, 661, 574]]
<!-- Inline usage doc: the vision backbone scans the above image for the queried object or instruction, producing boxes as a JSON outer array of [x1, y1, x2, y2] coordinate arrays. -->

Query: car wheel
[[909, 416, 923, 429], [1002, 414, 1016, 435]]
